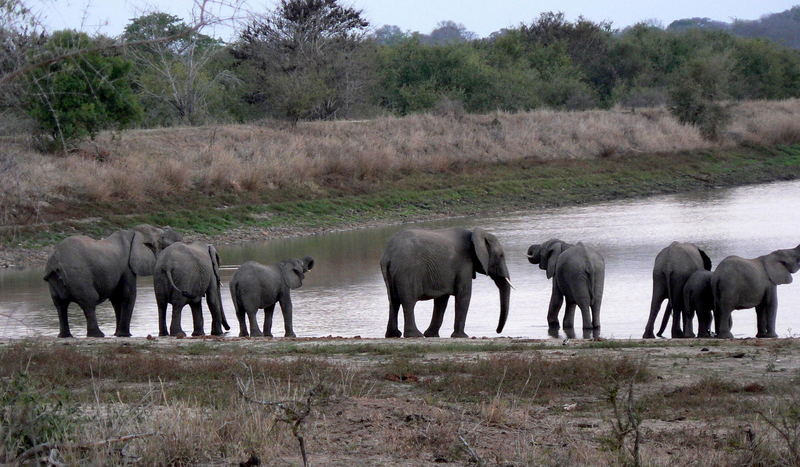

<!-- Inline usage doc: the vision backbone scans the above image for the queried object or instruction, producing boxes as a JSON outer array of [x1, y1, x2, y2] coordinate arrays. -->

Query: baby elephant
[[153, 241, 230, 337], [528, 239, 605, 337], [682, 270, 714, 338], [230, 257, 314, 337]]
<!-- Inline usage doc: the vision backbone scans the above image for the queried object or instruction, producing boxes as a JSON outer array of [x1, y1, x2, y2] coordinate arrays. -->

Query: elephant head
[[472, 228, 510, 333], [129, 224, 184, 276], [281, 256, 315, 290], [762, 244, 800, 285], [527, 239, 571, 279]]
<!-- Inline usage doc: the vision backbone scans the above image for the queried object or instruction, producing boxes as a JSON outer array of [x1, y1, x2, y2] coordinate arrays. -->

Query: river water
[[2, 180, 799, 339]]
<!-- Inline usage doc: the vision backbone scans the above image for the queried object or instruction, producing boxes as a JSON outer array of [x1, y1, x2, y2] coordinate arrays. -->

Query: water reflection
[[2, 180, 799, 339]]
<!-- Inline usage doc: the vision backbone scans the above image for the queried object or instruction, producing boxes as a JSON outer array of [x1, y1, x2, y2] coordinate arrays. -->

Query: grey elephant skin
[[380, 228, 511, 338], [153, 241, 231, 337], [229, 257, 314, 337], [43, 225, 181, 338], [711, 245, 800, 339], [683, 271, 714, 338], [527, 240, 605, 337], [643, 242, 712, 339]]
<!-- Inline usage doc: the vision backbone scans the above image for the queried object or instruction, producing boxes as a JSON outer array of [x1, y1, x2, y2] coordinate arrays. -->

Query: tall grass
[[3, 99, 800, 226]]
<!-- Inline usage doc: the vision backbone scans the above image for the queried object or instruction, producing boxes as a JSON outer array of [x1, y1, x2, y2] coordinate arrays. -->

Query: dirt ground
[[1, 336, 799, 465]]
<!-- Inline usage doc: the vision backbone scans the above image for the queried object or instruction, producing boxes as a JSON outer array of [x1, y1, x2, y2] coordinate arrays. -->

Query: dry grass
[[3, 99, 800, 226]]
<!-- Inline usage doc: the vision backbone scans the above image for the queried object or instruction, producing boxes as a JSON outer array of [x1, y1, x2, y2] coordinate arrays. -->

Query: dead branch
[[458, 434, 483, 465]]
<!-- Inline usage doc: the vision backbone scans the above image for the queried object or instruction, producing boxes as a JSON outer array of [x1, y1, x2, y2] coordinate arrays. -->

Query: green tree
[[26, 30, 141, 149], [668, 54, 732, 140]]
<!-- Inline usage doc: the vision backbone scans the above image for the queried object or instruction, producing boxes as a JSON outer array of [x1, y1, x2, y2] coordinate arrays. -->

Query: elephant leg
[[576, 298, 593, 330], [157, 297, 169, 337], [451, 284, 472, 338], [714, 305, 734, 339], [591, 295, 602, 330], [424, 296, 450, 337], [113, 277, 136, 337], [236, 301, 249, 337], [262, 304, 275, 337], [764, 287, 779, 338], [402, 301, 424, 338], [547, 284, 565, 330], [643, 280, 667, 338], [670, 304, 685, 339], [562, 302, 576, 329], [279, 297, 295, 338], [54, 297, 73, 338], [682, 305, 696, 338], [385, 300, 402, 338], [697, 308, 712, 338], [79, 302, 104, 338], [170, 304, 186, 337], [656, 303, 672, 337], [190, 301, 205, 336], [249, 307, 264, 337]]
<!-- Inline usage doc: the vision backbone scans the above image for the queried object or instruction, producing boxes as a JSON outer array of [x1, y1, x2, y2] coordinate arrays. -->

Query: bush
[[668, 54, 732, 140]]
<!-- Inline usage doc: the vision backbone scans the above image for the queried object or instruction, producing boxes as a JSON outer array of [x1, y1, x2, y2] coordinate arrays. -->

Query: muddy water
[[2, 180, 800, 339]]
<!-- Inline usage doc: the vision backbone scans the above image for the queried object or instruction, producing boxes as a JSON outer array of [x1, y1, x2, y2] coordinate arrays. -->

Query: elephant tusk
[[526, 254, 534, 258], [505, 278, 515, 289], [219, 265, 241, 270]]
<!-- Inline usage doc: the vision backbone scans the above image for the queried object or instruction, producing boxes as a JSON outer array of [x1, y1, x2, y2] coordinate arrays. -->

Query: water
[[2, 180, 800, 339]]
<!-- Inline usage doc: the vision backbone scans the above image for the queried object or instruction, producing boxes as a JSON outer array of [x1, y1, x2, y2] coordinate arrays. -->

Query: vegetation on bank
[[0, 338, 798, 465]]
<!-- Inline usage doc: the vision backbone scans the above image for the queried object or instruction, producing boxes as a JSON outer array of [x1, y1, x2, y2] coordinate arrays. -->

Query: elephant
[[642, 241, 712, 339], [380, 228, 511, 338], [43, 224, 182, 338], [711, 245, 800, 339], [153, 241, 231, 337], [229, 257, 314, 337], [527, 240, 605, 337], [683, 270, 714, 338]]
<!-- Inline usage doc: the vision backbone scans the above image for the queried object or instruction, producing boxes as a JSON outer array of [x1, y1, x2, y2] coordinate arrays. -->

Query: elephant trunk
[[493, 277, 511, 334]]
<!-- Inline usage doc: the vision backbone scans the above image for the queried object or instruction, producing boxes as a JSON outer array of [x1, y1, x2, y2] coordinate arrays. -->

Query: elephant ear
[[764, 253, 793, 285], [527, 244, 542, 265], [129, 230, 157, 276], [543, 241, 565, 279], [472, 228, 490, 275], [208, 245, 221, 285], [698, 248, 712, 271], [281, 261, 303, 289], [303, 256, 315, 272]]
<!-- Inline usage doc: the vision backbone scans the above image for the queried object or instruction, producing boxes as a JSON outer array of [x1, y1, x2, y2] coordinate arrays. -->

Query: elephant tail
[[167, 268, 196, 299], [380, 258, 396, 302]]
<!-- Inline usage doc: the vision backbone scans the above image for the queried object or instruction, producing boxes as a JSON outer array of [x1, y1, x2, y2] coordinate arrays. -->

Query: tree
[[231, 0, 372, 121], [668, 54, 732, 140], [372, 24, 406, 45], [423, 20, 477, 45], [122, 12, 234, 125], [26, 30, 142, 149]]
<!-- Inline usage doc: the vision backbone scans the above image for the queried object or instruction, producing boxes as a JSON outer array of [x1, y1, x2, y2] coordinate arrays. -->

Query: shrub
[[668, 54, 732, 140]]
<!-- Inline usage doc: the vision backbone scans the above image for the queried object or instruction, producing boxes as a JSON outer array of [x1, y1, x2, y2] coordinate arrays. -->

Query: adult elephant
[[43, 225, 182, 338], [642, 241, 712, 339], [153, 241, 230, 337], [712, 245, 800, 339], [527, 239, 605, 337], [230, 257, 314, 337], [380, 228, 511, 338]]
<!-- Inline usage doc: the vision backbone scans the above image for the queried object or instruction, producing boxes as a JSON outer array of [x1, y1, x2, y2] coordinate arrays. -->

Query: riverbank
[[0, 337, 798, 465], [3, 143, 800, 269]]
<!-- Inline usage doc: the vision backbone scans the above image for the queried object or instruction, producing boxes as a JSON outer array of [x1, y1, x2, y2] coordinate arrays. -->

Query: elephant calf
[[528, 239, 604, 337], [711, 245, 800, 339], [683, 270, 714, 338], [229, 257, 314, 337], [153, 241, 230, 337]]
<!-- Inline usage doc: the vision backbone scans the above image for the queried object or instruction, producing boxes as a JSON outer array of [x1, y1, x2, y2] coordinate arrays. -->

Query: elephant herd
[[41, 224, 800, 340]]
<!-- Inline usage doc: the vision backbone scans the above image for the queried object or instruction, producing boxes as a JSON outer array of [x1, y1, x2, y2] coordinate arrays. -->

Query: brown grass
[[3, 99, 800, 226]]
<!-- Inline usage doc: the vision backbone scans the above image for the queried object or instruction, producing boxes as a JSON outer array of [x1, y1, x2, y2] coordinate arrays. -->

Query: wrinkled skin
[[683, 270, 714, 338], [642, 242, 712, 339], [527, 240, 605, 338], [153, 241, 230, 337], [229, 257, 314, 337], [712, 245, 800, 339], [380, 228, 511, 339], [43, 225, 182, 338]]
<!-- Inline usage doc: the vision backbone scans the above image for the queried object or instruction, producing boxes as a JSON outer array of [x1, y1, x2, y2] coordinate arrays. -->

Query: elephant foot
[[681, 332, 696, 338], [58, 332, 74, 338], [404, 329, 424, 338], [250, 331, 264, 338], [698, 332, 711, 338], [239, 331, 249, 337], [642, 331, 655, 339], [450, 331, 469, 338], [423, 329, 440, 338], [192, 330, 205, 337], [716, 331, 734, 339], [756, 332, 778, 338], [173, 330, 187, 338], [385, 329, 402, 338], [87, 329, 105, 338], [210, 329, 223, 337], [114, 330, 132, 338], [284, 332, 296, 338], [159, 331, 169, 337]]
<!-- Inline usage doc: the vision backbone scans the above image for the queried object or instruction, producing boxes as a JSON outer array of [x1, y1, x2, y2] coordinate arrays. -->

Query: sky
[[34, 0, 800, 40]]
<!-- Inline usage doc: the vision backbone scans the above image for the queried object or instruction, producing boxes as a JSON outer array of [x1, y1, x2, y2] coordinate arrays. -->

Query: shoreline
[[2, 143, 800, 269]]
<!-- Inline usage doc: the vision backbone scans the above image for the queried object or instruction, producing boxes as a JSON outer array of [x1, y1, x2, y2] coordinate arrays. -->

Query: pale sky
[[34, 0, 800, 40]]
